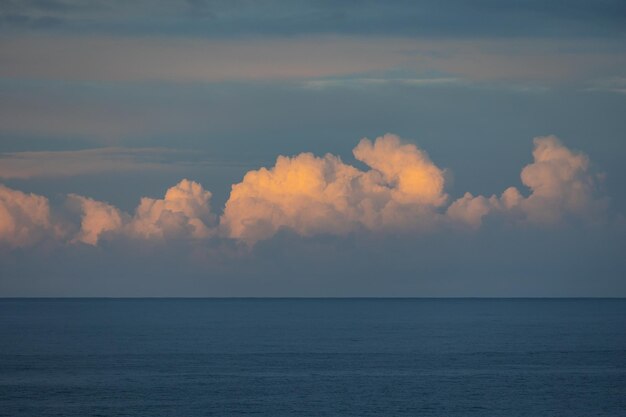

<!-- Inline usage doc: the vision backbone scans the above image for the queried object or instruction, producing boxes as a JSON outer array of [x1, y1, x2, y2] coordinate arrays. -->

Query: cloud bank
[[0, 134, 608, 249]]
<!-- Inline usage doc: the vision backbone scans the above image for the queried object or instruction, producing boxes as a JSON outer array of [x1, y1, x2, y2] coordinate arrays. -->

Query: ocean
[[0, 298, 624, 416]]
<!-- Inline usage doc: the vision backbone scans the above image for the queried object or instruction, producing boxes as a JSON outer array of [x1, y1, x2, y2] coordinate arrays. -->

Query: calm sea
[[0, 298, 624, 416]]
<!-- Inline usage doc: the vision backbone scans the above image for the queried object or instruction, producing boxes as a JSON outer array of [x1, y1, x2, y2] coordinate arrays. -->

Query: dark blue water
[[1, 299, 625, 416]]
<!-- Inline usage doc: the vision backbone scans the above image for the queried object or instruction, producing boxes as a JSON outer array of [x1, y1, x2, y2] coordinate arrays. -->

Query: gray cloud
[[0, 148, 186, 179], [1, 0, 625, 38], [0, 147, 252, 180], [1, 36, 624, 84], [1, 222, 624, 297]]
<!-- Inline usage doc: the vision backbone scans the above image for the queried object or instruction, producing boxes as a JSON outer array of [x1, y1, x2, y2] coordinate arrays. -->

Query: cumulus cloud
[[0, 134, 609, 249], [518, 136, 603, 222], [224, 134, 607, 242], [353, 135, 447, 206], [446, 193, 501, 228], [128, 179, 215, 240], [68, 195, 125, 245], [69, 179, 216, 246], [221, 134, 447, 243], [0, 184, 60, 247], [447, 136, 605, 227]]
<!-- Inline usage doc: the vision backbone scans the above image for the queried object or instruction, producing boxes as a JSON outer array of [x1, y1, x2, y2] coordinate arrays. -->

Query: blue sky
[[1, 0, 625, 296]]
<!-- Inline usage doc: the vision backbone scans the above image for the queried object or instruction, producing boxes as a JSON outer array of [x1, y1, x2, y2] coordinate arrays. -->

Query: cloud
[[518, 135, 601, 223], [0, 148, 187, 179], [69, 179, 216, 245], [0, 184, 60, 247], [0, 36, 403, 83], [447, 136, 605, 227], [68, 194, 125, 245], [221, 134, 447, 243], [224, 134, 608, 242], [301, 77, 461, 89], [0, 134, 609, 248], [1, 36, 624, 85], [352, 135, 447, 206], [3, 1, 625, 39], [446, 193, 502, 229], [128, 179, 215, 240], [586, 77, 626, 94]]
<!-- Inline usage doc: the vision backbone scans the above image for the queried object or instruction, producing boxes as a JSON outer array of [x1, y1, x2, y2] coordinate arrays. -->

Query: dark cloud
[[1, 0, 625, 38], [1, 220, 624, 296]]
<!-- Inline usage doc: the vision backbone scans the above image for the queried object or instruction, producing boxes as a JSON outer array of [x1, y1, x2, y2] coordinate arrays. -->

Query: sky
[[1, 0, 625, 296]]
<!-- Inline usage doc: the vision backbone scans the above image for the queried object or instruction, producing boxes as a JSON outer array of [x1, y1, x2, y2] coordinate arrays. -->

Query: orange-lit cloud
[[0, 135, 608, 249], [68, 194, 125, 245], [0, 184, 60, 247], [446, 193, 501, 228], [447, 136, 604, 227], [70, 179, 216, 246], [128, 179, 215, 240], [221, 134, 447, 243], [518, 136, 602, 223]]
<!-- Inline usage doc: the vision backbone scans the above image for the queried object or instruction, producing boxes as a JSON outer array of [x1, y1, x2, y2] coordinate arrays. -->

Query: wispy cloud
[[585, 77, 626, 94], [2, 36, 624, 84], [2, 0, 625, 38], [0, 148, 242, 179], [301, 77, 461, 90]]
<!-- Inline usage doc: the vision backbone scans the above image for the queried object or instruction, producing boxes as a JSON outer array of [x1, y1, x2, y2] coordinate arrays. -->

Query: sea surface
[[0, 298, 624, 416]]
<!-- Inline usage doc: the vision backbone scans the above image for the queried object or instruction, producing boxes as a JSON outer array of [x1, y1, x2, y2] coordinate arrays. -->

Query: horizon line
[[1, 296, 625, 300]]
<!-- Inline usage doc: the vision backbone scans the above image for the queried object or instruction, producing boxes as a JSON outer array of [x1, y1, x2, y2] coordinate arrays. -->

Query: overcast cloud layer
[[2, 0, 625, 37]]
